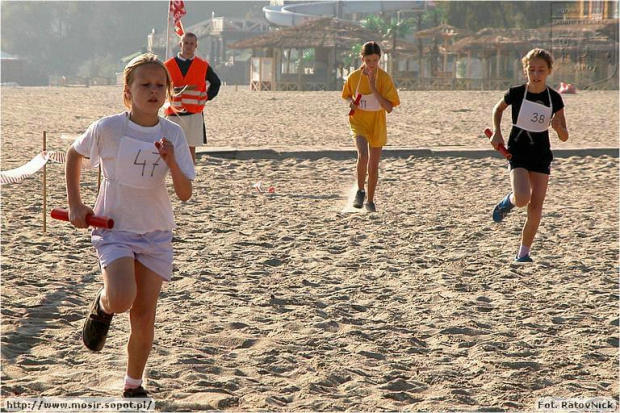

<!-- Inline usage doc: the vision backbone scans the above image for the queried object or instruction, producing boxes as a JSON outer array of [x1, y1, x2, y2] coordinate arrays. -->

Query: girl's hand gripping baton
[[349, 94, 362, 116], [484, 129, 512, 160], [51, 208, 114, 229]]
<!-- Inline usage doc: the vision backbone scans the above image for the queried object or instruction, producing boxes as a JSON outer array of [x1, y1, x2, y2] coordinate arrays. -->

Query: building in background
[[143, 1, 618, 91], [148, 15, 270, 86], [1, 50, 48, 86], [557, 0, 618, 20], [0, 51, 24, 85]]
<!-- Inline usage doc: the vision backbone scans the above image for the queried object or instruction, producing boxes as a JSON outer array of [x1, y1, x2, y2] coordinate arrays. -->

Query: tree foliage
[[435, 1, 553, 32], [77, 55, 118, 79], [0, 1, 559, 78], [1, 1, 268, 77], [361, 14, 413, 44], [360, 14, 414, 68]]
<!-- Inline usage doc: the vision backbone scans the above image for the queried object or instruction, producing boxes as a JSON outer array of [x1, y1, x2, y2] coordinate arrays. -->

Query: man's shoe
[[82, 288, 113, 352], [492, 192, 515, 222], [365, 202, 376, 212], [353, 190, 365, 209]]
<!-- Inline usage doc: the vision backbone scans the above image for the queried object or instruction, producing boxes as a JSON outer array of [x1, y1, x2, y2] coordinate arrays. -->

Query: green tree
[[1, 1, 269, 78], [342, 43, 362, 69], [77, 54, 118, 79], [435, 1, 553, 31], [361, 14, 413, 73]]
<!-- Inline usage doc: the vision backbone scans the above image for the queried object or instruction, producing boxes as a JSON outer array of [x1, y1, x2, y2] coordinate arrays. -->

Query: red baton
[[484, 128, 512, 160], [51, 208, 114, 229], [348, 94, 362, 116]]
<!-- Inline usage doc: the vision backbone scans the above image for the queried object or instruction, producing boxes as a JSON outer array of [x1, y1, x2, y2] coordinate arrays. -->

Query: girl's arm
[[367, 72, 394, 113], [155, 138, 192, 201], [66, 146, 94, 228], [169, 162, 192, 202], [341, 77, 356, 110], [491, 98, 508, 150], [345, 96, 357, 111], [551, 108, 569, 142]]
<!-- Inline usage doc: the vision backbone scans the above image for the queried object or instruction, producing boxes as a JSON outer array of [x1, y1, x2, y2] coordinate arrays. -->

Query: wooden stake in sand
[[42, 131, 47, 233]]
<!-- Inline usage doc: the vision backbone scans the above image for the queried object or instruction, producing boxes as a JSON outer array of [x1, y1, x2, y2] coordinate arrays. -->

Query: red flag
[[175, 20, 185, 37], [170, 0, 186, 37]]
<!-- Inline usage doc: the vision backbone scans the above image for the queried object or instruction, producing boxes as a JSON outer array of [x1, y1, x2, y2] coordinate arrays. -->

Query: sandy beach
[[1, 85, 618, 411]]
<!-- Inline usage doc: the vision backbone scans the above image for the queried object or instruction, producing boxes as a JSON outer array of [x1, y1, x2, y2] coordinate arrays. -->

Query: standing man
[[164, 32, 221, 164]]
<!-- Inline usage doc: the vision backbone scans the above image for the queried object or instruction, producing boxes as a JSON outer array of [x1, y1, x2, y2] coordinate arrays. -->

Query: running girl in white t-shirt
[[65, 53, 195, 397]]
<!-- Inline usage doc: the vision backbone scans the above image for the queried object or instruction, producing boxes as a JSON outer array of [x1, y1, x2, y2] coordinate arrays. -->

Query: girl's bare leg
[[510, 167, 531, 208], [520, 171, 549, 248], [126, 261, 163, 381], [355, 136, 369, 191], [366, 146, 383, 203], [100, 257, 136, 314]]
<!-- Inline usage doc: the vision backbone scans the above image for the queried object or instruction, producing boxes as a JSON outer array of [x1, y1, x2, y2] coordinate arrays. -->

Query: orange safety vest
[[164, 57, 208, 116]]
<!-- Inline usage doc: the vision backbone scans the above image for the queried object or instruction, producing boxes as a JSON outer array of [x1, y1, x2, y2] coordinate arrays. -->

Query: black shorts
[[507, 129, 552, 175], [508, 150, 552, 175]]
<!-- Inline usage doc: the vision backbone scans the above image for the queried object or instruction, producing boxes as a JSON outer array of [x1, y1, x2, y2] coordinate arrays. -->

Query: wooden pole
[[258, 57, 262, 91], [297, 49, 303, 91], [496, 46, 501, 78], [42, 131, 47, 233]]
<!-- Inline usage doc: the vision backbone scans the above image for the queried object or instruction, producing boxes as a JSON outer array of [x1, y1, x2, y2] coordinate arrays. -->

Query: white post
[[166, 1, 173, 60]]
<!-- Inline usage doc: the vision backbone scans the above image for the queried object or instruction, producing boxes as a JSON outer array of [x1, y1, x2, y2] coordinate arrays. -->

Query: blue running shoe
[[492, 193, 515, 222], [514, 255, 533, 263]]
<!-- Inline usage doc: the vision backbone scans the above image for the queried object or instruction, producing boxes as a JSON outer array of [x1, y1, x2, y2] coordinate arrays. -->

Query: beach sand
[[1, 86, 618, 411]]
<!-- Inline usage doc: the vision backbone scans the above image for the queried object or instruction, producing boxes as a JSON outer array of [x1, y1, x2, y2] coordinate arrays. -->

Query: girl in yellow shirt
[[342, 41, 400, 212]]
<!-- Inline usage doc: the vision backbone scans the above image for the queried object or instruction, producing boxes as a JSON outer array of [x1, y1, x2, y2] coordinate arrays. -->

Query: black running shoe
[[365, 202, 376, 212], [82, 288, 113, 352], [123, 386, 149, 398], [353, 190, 365, 208]]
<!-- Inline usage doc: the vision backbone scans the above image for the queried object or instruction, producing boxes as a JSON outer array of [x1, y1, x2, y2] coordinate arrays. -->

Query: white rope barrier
[[0, 152, 51, 185], [0, 150, 93, 185], [1, 131, 101, 233]]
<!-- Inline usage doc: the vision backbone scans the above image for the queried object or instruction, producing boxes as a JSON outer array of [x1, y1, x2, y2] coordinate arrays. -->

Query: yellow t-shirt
[[342, 67, 400, 147]]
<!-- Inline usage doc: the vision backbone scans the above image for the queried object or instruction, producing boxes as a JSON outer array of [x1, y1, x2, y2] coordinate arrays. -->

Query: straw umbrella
[[229, 18, 381, 90], [449, 28, 533, 79], [414, 24, 472, 77]]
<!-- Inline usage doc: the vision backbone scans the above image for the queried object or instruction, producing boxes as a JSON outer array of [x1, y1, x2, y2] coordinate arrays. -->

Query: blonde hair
[[522, 48, 554, 71], [123, 53, 173, 109]]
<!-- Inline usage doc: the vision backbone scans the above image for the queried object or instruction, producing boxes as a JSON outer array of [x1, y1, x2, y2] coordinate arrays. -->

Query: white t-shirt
[[73, 112, 196, 233]]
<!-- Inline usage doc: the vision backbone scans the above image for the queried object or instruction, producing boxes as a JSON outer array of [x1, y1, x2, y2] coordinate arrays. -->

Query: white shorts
[[91, 229, 174, 281], [166, 113, 204, 147]]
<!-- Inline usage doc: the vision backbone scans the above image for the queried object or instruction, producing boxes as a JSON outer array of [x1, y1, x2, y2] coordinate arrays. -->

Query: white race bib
[[514, 86, 553, 133], [358, 93, 382, 111], [115, 136, 167, 189], [354, 69, 383, 112]]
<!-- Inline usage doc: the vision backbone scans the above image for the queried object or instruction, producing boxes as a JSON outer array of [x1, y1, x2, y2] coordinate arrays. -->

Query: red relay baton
[[51, 208, 114, 229], [348, 94, 362, 116], [484, 129, 512, 160]]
